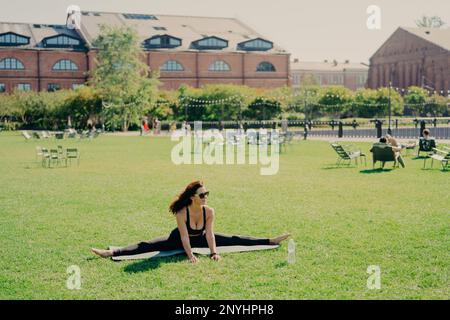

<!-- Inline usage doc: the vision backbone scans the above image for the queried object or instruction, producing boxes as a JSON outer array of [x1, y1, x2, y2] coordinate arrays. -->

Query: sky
[[0, 0, 449, 63]]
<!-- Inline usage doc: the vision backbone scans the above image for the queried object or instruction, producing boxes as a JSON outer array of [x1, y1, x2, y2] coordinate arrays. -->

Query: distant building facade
[[290, 59, 369, 91], [368, 27, 450, 93], [0, 11, 290, 93]]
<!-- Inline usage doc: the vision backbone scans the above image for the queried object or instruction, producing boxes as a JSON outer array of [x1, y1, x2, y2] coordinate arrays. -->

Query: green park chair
[[40, 148, 50, 167], [370, 143, 399, 168], [57, 146, 67, 166], [48, 149, 60, 168], [418, 138, 436, 157], [66, 148, 80, 166], [423, 148, 450, 171], [331, 143, 366, 167]]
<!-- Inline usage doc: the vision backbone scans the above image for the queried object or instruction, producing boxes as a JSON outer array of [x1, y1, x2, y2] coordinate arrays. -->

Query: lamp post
[[388, 80, 392, 135]]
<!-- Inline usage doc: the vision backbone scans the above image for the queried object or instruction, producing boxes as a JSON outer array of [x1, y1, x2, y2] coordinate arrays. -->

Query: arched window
[[208, 60, 231, 72], [52, 59, 79, 71], [160, 60, 184, 71], [0, 57, 25, 70], [256, 61, 276, 72]]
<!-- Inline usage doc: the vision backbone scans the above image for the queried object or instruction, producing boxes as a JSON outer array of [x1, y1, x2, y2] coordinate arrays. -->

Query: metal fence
[[159, 118, 450, 140]]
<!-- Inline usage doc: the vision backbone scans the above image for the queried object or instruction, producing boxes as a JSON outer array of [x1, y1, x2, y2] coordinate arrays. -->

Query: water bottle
[[287, 239, 296, 264]]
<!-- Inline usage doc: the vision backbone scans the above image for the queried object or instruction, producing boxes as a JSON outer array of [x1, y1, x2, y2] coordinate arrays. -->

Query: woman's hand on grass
[[188, 255, 199, 264], [211, 254, 221, 261]]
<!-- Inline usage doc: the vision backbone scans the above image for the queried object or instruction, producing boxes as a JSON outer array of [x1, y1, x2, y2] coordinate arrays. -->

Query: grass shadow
[[411, 156, 429, 160], [275, 261, 288, 268], [359, 168, 394, 174], [421, 168, 449, 172], [322, 164, 358, 170], [123, 254, 187, 273]]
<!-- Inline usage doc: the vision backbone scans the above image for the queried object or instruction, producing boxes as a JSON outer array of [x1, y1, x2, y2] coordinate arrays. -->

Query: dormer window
[[123, 13, 157, 20], [238, 38, 273, 51], [143, 35, 181, 49], [43, 35, 82, 48], [192, 36, 228, 50], [0, 32, 30, 46]]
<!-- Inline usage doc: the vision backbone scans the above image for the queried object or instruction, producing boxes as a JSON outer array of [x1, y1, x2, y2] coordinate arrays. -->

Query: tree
[[61, 86, 103, 129], [415, 15, 446, 28], [90, 24, 160, 131], [424, 94, 448, 117], [244, 97, 282, 120], [375, 87, 404, 117], [353, 88, 381, 118], [404, 86, 428, 116], [316, 86, 354, 119]]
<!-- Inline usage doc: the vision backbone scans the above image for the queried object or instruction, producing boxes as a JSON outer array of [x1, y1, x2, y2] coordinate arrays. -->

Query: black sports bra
[[186, 206, 206, 236]]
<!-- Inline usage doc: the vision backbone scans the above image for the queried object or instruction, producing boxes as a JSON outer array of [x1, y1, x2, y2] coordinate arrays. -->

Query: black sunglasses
[[197, 191, 209, 199]]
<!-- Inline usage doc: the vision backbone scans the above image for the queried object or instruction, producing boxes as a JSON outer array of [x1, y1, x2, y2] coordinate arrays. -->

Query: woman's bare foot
[[269, 233, 291, 245], [91, 248, 113, 258]]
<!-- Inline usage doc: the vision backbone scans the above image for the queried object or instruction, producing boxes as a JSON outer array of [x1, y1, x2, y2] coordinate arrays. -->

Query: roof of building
[[401, 27, 450, 51], [0, 22, 85, 50], [290, 60, 369, 72], [76, 11, 287, 54]]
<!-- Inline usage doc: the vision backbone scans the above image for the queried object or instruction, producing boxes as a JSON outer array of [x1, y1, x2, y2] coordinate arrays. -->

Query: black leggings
[[112, 228, 270, 257]]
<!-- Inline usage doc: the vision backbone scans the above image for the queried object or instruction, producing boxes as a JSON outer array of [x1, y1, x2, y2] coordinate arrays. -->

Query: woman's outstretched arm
[[176, 210, 198, 263], [205, 208, 221, 261]]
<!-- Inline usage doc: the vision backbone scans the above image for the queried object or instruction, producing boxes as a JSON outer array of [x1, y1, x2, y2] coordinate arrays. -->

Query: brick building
[[368, 27, 450, 93], [0, 11, 290, 93], [0, 23, 87, 92], [290, 59, 368, 91]]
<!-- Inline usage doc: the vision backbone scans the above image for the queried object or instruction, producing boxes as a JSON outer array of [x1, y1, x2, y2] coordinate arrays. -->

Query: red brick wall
[[369, 28, 450, 93], [1, 48, 290, 92], [149, 51, 290, 90], [0, 49, 87, 92]]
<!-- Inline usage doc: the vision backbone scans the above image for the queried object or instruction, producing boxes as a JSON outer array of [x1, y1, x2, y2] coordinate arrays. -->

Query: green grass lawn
[[0, 131, 448, 299]]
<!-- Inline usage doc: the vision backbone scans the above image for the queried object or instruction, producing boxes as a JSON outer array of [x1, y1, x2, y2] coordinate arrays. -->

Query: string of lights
[[175, 87, 450, 105]]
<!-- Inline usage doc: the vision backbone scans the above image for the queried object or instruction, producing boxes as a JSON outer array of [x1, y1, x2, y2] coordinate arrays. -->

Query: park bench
[[331, 143, 366, 167], [423, 148, 450, 171]]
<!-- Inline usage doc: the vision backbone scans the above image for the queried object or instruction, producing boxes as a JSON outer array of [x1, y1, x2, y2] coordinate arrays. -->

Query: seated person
[[372, 137, 405, 168], [385, 134, 401, 148], [418, 129, 436, 154]]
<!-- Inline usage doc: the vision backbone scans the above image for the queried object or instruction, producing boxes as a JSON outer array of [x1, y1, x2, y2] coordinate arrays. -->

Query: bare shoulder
[[203, 205, 215, 219], [175, 208, 187, 222]]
